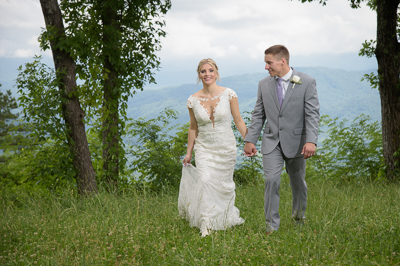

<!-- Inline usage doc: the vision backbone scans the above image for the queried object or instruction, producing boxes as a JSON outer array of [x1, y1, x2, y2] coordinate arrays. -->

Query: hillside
[[0, 59, 380, 125], [127, 67, 381, 125]]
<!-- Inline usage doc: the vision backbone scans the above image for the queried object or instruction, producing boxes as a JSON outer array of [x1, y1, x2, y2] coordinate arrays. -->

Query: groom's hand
[[244, 142, 257, 157], [301, 142, 316, 159]]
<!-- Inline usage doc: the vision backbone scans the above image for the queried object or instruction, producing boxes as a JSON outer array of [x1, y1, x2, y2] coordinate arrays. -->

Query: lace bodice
[[187, 88, 237, 132]]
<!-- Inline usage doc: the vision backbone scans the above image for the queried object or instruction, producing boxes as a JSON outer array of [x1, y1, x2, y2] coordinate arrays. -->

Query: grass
[[1, 178, 399, 265]]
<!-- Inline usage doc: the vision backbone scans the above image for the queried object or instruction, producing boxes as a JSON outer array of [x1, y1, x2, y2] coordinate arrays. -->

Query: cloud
[[0, 0, 43, 29], [0, 0, 44, 58], [209, 2, 257, 22], [0, 28, 42, 58], [159, 0, 376, 61], [14, 49, 36, 58], [0, 0, 377, 77]]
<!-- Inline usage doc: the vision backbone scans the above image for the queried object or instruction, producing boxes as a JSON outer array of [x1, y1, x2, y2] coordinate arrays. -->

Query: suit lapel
[[267, 78, 280, 110], [280, 69, 297, 112]]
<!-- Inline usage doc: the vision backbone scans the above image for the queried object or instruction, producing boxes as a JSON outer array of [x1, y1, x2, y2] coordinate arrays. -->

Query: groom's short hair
[[265, 45, 290, 65]]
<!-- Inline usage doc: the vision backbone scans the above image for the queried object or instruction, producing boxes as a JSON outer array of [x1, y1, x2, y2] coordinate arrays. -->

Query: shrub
[[125, 108, 188, 191], [307, 114, 383, 182]]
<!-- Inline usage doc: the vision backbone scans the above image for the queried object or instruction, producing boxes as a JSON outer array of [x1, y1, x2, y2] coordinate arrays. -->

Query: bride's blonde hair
[[196, 58, 221, 84]]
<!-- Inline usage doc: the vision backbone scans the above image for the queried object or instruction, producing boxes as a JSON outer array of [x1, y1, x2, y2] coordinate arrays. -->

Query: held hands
[[244, 142, 258, 157], [182, 154, 192, 166], [301, 142, 316, 159]]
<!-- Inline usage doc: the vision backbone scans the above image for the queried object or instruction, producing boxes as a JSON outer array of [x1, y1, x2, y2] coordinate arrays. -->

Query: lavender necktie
[[276, 78, 284, 108]]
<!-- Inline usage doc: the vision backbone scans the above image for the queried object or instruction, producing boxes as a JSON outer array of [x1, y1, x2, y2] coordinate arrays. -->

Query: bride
[[178, 58, 247, 237]]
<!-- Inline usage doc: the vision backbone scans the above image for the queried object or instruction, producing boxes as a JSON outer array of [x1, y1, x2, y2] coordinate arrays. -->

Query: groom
[[244, 45, 320, 233]]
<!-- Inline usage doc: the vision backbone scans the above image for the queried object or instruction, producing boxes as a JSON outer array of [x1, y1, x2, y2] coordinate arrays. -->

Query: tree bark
[[39, 0, 98, 194], [375, 0, 400, 180], [101, 0, 121, 192]]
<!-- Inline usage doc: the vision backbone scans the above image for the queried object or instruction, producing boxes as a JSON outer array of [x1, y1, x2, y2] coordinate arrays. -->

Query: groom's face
[[264, 53, 285, 77]]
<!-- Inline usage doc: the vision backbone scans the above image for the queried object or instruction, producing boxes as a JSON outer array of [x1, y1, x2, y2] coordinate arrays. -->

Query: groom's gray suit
[[244, 68, 320, 231]]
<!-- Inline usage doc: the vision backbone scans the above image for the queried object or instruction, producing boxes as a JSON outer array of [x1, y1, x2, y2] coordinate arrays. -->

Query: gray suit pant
[[262, 144, 307, 231]]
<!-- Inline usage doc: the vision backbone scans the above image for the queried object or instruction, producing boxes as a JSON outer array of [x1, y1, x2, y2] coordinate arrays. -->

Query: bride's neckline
[[191, 88, 227, 102]]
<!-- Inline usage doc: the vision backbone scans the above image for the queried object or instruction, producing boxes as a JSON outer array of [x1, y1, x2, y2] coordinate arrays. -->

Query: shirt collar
[[275, 68, 293, 82]]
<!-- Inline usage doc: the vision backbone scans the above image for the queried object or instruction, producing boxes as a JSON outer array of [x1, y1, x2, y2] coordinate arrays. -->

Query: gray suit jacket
[[244, 68, 320, 158]]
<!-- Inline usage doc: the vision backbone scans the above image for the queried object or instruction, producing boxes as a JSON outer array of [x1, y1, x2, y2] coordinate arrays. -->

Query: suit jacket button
[[279, 128, 282, 130]]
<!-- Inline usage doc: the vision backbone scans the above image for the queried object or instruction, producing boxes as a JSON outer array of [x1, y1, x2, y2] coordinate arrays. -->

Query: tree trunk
[[375, 0, 400, 180], [39, 0, 98, 194], [101, 1, 121, 192], [102, 67, 120, 192]]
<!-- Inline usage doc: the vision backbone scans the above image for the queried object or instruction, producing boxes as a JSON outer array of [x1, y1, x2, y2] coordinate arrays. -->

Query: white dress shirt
[[275, 68, 293, 98]]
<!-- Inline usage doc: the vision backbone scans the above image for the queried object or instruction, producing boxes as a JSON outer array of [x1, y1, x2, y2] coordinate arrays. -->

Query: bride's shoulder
[[187, 91, 201, 108], [224, 88, 238, 100]]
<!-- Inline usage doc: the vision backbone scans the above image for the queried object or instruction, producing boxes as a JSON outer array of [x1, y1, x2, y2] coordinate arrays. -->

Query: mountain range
[[0, 58, 380, 127], [127, 67, 381, 127]]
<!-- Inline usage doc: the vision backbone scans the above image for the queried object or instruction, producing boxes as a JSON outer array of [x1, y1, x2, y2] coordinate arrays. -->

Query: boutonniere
[[289, 75, 302, 89]]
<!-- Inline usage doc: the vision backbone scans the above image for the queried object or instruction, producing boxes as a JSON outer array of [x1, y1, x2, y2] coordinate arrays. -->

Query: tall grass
[[1, 178, 399, 265]]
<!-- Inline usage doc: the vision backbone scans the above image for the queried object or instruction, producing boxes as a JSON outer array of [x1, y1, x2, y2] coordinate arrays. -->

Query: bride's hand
[[182, 154, 192, 166]]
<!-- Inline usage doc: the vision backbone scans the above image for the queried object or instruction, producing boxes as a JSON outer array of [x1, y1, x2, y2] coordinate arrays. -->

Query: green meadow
[[1, 178, 399, 265]]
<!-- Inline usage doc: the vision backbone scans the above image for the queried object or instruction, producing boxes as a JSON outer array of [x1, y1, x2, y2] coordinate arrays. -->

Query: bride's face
[[199, 64, 217, 85]]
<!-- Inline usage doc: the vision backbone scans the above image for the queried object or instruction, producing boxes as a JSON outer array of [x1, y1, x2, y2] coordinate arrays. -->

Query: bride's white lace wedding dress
[[178, 88, 244, 235]]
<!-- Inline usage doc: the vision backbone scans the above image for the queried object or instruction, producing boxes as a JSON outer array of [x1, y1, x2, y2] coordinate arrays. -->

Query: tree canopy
[[34, 0, 172, 192]]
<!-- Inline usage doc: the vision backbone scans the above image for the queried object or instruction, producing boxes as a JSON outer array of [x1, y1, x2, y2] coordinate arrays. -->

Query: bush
[[0, 139, 76, 191], [125, 108, 188, 191], [307, 114, 383, 182]]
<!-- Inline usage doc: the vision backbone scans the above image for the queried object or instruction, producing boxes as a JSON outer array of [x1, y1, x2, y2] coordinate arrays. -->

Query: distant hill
[[0, 59, 380, 126], [127, 67, 381, 126]]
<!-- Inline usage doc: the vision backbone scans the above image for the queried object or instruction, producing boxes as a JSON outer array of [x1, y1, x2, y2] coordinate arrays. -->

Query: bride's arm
[[183, 108, 198, 165], [230, 97, 247, 139]]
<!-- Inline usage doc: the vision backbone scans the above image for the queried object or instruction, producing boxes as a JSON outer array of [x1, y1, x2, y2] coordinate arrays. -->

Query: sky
[[0, 0, 377, 88]]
